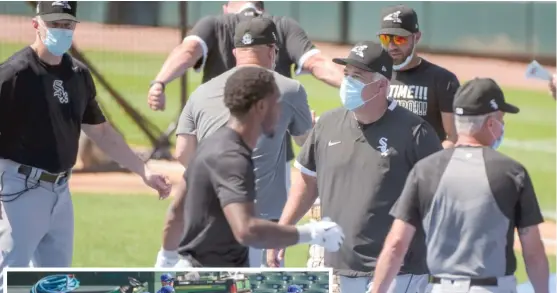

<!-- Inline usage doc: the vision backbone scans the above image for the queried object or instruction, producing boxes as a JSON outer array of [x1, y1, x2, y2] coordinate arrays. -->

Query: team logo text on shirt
[[378, 137, 389, 154], [53, 80, 69, 104], [388, 84, 428, 116]]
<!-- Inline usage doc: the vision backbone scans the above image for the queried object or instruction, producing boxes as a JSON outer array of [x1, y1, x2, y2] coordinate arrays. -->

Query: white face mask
[[270, 47, 278, 71], [339, 76, 381, 111]]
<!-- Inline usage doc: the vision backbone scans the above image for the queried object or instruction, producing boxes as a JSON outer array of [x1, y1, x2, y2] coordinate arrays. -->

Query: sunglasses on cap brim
[[379, 34, 409, 46]]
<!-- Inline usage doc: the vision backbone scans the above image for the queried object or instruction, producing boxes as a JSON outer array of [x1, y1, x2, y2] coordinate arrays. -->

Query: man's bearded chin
[[392, 50, 411, 65]]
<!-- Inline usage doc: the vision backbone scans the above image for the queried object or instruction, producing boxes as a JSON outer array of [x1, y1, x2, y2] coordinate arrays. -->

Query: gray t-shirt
[[390, 146, 543, 278], [295, 102, 442, 277], [177, 66, 312, 219]]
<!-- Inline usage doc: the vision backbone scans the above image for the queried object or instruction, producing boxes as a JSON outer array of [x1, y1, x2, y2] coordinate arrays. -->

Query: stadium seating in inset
[[309, 281, 329, 291], [263, 272, 284, 279], [265, 274, 286, 283], [252, 289, 277, 293], [289, 280, 312, 290], [304, 289, 328, 293], [258, 281, 284, 291]]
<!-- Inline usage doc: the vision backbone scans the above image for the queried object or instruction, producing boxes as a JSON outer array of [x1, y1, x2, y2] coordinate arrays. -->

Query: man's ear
[[414, 32, 422, 44], [232, 48, 237, 58], [31, 17, 39, 30]]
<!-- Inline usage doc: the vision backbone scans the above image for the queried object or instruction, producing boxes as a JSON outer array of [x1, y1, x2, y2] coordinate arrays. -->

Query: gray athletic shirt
[[177, 66, 312, 219], [391, 146, 544, 278]]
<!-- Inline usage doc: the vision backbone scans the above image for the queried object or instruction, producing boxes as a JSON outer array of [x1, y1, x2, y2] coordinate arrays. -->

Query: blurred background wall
[[0, 1, 555, 62]]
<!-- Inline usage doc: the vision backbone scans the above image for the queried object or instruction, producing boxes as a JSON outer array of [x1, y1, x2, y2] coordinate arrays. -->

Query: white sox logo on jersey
[[383, 11, 402, 23], [351, 45, 368, 58], [53, 80, 69, 104], [378, 137, 389, 154], [389, 84, 429, 116]]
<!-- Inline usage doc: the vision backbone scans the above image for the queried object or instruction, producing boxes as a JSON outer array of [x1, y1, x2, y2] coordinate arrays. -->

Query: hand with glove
[[296, 217, 344, 251], [267, 217, 344, 267]]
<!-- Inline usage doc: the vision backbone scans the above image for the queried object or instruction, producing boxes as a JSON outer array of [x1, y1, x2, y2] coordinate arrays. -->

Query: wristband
[[296, 225, 314, 244], [159, 248, 179, 258], [150, 80, 166, 92]]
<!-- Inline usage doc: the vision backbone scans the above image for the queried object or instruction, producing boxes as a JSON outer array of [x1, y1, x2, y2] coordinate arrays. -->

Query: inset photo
[[5, 269, 332, 293]]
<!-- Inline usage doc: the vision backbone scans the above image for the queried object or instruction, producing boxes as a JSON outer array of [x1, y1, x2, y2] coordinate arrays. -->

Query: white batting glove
[[154, 248, 180, 268], [296, 217, 344, 252]]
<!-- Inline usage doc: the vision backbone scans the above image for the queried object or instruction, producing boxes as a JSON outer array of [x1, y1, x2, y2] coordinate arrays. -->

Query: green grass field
[[1, 43, 555, 281], [74, 193, 555, 283]]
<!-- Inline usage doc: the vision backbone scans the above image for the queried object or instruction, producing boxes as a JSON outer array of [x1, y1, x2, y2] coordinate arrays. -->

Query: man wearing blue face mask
[[273, 41, 443, 293], [372, 78, 549, 293], [0, 1, 172, 282]]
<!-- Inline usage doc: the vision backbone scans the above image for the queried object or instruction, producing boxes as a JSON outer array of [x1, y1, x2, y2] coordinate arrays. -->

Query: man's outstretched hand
[[143, 169, 172, 199]]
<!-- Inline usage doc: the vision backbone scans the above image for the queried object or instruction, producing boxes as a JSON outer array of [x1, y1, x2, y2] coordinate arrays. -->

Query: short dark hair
[[224, 67, 276, 117]]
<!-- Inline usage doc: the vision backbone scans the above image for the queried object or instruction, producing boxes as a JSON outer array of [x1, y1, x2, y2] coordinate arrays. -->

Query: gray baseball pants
[[343, 274, 429, 293], [0, 159, 73, 292], [428, 276, 517, 293]]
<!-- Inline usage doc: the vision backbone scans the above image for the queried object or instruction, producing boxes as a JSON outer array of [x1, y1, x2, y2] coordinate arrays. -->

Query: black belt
[[429, 276, 498, 286], [18, 165, 68, 184]]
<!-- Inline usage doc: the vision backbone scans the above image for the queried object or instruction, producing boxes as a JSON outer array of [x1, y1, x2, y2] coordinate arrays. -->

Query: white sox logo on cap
[[52, 1, 71, 9], [242, 33, 254, 45], [489, 99, 498, 110], [351, 45, 367, 58], [383, 11, 402, 23]]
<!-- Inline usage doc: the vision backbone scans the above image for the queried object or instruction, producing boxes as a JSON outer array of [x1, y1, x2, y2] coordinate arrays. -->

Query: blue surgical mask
[[490, 121, 504, 149], [42, 27, 74, 56], [339, 76, 379, 111]]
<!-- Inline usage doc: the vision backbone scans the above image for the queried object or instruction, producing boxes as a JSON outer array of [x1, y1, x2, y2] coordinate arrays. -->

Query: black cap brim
[[500, 102, 520, 114], [377, 28, 412, 36], [40, 13, 78, 22], [332, 58, 373, 73]]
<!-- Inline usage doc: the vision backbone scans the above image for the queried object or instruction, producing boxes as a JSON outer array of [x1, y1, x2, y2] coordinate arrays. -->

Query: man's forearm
[[242, 218, 300, 249], [311, 61, 343, 88], [155, 41, 201, 84], [88, 124, 146, 177], [372, 248, 406, 293], [523, 253, 550, 293], [279, 172, 318, 225], [162, 179, 187, 250]]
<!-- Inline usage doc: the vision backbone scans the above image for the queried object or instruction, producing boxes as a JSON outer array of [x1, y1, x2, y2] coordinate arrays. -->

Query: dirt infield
[[1, 15, 555, 255]]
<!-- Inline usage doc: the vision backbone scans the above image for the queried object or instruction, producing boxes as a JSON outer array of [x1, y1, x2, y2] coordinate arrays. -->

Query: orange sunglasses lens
[[379, 34, 409, 46]]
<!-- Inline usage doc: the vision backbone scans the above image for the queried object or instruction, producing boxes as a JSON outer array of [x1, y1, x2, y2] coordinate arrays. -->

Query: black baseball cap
[[453, 78, 519, 116], [332, 41, 393, 79], [378, 5, 419, 37], [234, 17, 278, 48], [36, 1, 78, 22]]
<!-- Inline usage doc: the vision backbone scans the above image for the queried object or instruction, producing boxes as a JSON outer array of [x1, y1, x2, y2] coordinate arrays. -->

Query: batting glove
[[296, 217, 344, 252], [154, 248, 180, 268]]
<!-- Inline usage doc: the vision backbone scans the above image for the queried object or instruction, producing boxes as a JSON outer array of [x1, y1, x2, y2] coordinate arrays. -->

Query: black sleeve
[[280, 17, 318, 74], [294, 123, 319, 176], [187, 16, 218, 68], [0, 63, 16, 105], [81, 69, 106, 125], [211, 151, 256, 208], [410, 122, 442, 164], [515, 168, 544, 228], [437, 71, 460, 113], [390, 166, 422, 228]]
